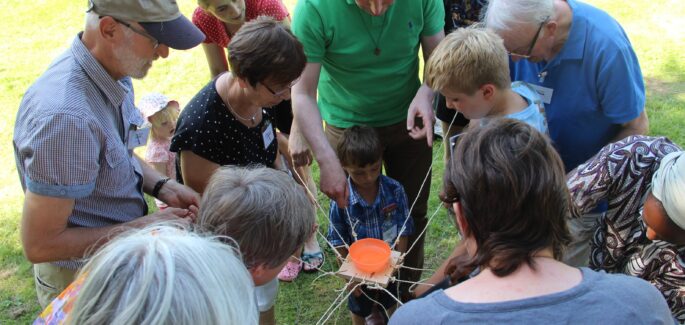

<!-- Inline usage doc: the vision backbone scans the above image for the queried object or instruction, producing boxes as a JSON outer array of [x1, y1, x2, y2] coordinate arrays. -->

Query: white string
[[317, 281, 363, 325], [398, 265, 435, 272], [367, 283, 405, 307], [403, 203, 442, 258], [360, 288, 392, 320], [317, 277, 355, 323], [391, 110, 458, 251], [295, 103, 458, 322], [292, 166, 348, 260]]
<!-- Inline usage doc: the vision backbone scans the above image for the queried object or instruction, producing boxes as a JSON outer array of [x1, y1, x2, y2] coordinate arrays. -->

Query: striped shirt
[[567, 135, 684, 321], [328, 175, 413, 247], [13, 34, 147, 269]]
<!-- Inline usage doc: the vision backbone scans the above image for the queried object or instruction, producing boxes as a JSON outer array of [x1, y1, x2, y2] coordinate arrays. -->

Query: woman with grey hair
[[35, 224, 258, 324]]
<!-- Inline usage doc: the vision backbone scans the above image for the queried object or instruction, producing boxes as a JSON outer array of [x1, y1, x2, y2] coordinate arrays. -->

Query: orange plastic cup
[[349, 238, 391, 274]]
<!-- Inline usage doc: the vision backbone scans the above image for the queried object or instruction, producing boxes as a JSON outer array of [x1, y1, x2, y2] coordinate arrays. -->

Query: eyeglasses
[[101, 16, 160, 49], [508, 18, 548, 59], [261, 78, 299, 97]]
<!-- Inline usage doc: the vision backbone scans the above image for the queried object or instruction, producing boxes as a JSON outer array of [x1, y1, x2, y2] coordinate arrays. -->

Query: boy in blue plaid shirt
[[328, 126, 414, 324]]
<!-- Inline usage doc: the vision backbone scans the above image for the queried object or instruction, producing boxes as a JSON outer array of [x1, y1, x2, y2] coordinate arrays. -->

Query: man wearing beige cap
[[13, 0, 204, 307], [567, 135, 685, 321]]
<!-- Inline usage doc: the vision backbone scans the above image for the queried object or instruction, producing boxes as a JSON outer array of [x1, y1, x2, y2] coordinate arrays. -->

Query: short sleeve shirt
[[13, 35, 147, 269], [292, 0, 444, 127], [169, 79, 278, 183], [508, 0, 645, 172], [328, 175, 413, 247], [192, 0, 289, 48]]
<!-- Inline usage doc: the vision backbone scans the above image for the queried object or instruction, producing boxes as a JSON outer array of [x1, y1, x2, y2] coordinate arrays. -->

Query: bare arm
[[407, 31, 445, 146], [201, 43, 229, 79], [412, 242, 468, 297], [21, 191, 193, 263], [178, 150, 220, 195], [137, 155, 200, 209], [290, 63, 348, 206], [150, 162, 168, 177], [611, 110, 649, 142]]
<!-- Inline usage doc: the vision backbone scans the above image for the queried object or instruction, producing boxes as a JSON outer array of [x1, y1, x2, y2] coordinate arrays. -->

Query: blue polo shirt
[[509, 0, 644, 172]]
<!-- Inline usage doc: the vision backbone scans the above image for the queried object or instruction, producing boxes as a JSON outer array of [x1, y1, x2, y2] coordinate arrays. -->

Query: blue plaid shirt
[[328, 175, 413, 247]]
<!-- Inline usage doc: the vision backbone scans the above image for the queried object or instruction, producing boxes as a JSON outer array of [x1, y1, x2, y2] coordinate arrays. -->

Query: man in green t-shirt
[[289, 0, 445, 291]]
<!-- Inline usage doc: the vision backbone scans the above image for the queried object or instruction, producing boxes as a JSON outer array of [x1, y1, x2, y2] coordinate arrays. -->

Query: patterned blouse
[[567, 135, 685, 321]]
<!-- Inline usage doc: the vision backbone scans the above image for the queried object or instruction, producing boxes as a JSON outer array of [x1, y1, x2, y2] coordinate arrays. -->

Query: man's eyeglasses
[[261, 78, 299, 97], [101, 16, 160, 49], [508, 17, 548, 59]]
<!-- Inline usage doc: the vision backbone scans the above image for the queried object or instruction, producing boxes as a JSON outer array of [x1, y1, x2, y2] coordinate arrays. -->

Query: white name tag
[[262, 121, 275, 149], [528, 84, 554, 105], [127, 127, 150, 149]]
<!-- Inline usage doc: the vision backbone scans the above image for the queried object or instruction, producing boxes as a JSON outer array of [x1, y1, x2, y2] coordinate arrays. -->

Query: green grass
[[1, 0, 683, 323]]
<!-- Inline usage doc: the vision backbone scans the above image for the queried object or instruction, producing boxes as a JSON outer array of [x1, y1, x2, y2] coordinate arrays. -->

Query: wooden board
[[336, 251, 402, 287]]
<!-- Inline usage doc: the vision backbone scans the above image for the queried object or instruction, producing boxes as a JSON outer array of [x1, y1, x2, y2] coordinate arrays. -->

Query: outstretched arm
[[290, 63, 349, 207]]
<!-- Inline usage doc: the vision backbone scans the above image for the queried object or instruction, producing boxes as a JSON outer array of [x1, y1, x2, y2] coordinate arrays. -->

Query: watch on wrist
[[152, 177, 171, 198]]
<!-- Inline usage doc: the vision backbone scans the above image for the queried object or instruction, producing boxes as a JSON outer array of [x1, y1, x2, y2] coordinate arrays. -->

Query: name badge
[[382, 219, 398, 244], [262, 121, 275, 149], [127, 127, 150, 149], [528, 84, 554, 105]]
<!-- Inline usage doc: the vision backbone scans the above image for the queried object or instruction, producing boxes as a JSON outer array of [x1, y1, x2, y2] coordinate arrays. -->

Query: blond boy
[[425, 27, 546, 133]]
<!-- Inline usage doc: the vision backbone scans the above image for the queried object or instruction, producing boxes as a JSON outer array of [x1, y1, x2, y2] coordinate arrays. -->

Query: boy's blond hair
[[425, 27, 511, 95], [197, 166, 315, 269]]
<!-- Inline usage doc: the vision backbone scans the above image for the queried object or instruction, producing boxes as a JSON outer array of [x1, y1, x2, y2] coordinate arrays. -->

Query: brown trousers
[[325, 121, 431, 284]]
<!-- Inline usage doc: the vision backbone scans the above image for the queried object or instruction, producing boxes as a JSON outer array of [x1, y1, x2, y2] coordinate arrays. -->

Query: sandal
[[302, 251, 324, 272], [277, 260, 302, 282]]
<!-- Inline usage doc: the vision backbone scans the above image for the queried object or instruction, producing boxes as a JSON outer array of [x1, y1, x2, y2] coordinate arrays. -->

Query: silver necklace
[[224, 77, 259, 126]]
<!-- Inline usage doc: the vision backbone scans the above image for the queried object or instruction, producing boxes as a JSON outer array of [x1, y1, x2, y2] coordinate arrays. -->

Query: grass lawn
[[1, 0, 683, 323]]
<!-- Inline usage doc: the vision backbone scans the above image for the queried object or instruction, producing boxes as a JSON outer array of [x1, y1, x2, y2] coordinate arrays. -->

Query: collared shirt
[[292, 0, 444, 128], [509, 0, 645, 172], [13, 34, 147, 269], [328, 175, 413, 247], [567, 135, 684, 321]]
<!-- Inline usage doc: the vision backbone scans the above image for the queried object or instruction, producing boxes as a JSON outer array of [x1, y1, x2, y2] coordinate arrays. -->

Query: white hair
[[67, 223, 258, 325], [483, 0, 555, 31], [84, 11, 133, 38]]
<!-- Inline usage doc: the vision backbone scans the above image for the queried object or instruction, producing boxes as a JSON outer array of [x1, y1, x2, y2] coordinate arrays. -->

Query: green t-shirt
[[292, 0, 444, 128]]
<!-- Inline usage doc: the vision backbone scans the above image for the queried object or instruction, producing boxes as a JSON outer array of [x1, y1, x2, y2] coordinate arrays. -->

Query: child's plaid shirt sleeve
[[328, 200, 351, 247], [395, 185, 413, 237]]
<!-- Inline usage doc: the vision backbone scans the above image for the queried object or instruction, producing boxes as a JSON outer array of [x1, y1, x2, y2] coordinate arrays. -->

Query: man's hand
[[132, 206, 197, 227], [407, 84, 436, 146], [157, 180, 201, 212], [318, 156, 349, 208]]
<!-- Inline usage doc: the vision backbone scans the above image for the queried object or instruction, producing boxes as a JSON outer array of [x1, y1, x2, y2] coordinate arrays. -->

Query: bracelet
[[152, 177, 170, 198]]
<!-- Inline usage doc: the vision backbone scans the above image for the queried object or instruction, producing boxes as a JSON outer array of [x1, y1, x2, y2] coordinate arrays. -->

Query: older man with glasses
[[13, 0, 204, 307], [482, 0, 649, 268]]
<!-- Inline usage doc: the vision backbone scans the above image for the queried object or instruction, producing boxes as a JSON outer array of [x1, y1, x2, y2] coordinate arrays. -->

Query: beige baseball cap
[[87, 0, 205, 50]]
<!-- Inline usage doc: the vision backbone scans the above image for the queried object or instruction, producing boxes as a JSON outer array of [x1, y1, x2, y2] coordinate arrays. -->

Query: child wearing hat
[[138, 93, 181, 209]]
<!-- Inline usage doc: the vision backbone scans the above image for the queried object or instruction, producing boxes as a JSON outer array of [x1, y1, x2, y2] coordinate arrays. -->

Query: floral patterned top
[[33, 275, 85, 325], [567, 135, 685, 321]]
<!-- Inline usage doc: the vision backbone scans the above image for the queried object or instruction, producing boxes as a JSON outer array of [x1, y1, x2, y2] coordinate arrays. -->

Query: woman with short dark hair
[[390, 119, 674, 324], [170, 17, 306, 324], [171, 16, 305, 194]]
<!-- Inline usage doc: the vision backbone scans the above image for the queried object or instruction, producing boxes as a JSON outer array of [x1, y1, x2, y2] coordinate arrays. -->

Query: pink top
[[145, 139, 176, 209], [192, 0, 289, 48]]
